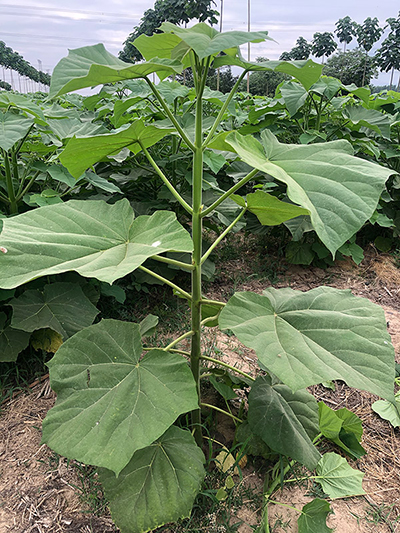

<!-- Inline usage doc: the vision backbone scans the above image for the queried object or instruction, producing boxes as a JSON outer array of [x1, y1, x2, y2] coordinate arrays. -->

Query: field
[[1, 23, 400, 533]]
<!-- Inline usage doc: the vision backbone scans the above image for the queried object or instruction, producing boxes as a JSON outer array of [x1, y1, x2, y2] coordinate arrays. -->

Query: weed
[[365, 500, 400, 532], [69, 462, 108, 517]]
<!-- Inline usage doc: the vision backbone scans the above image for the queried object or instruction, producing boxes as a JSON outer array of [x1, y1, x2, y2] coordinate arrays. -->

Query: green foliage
[[0, 21, 397, 533], [312, 32, 337, 63], [298, 499, 333, 533], [335, 16, 356, 52], [324, 48, 378, 86], [240, 57, 289, 96], [0, 40, 50, 85], [119, 0, 219, 62]]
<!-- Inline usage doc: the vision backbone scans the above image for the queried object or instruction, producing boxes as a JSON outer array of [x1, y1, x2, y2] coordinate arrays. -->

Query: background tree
[[279, 51, 292, 61], [0, 80, 12, 91], [119, 0, 219, 63], [289, 37, 312, 60], [324, 48, 378, 86], [335, 16, 355, 52], [355, 17, 383, 86], [376, 13, 400, 90], [312, 32, 337, 64], [239, 57, 289, 96]]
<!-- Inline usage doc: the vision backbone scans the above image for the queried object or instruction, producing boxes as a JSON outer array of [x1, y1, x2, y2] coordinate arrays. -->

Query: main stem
[[190, 69, 205, 446]]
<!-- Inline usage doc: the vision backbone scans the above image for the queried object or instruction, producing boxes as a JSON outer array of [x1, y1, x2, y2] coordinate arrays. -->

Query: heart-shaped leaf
[[298, 499, 333, 533], [315, 452, 365, 499], [232, 190, 309, 225], [10, 282, 99, 338], [160, 22, 272, 61], [0, 199, 193, 289], [49, 44, 183, 98], [60, 120, 173, 178], [248, 376, 320, 470], [213, 54, 323, 91], [99, 426, 204, 533], [318, 403, 366, 459], [219, 287, 395, 400], [42, 320, 199, 475], [225, 130, 393, 255], [0, 112, 34, 151], [0, 312, 30, 362]]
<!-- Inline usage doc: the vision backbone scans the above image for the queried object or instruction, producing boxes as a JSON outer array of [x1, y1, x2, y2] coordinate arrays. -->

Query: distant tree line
[[118, 6, 400, 95], [280, 13, 400, 89], [0, 40, 51, 90]]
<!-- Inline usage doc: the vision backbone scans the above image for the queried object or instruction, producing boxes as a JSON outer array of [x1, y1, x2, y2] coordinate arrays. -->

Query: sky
[[0, 0, 398, 91]]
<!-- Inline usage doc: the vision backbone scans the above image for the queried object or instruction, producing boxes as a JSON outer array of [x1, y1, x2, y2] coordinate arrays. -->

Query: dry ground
[[0, 250, 399, 533]]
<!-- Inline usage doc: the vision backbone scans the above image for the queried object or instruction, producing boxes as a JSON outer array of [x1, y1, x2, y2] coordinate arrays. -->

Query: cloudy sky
[[0, 0, 397, 90]]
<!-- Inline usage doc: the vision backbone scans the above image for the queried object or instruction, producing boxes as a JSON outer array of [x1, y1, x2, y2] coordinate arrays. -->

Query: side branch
[[144, 77, 195, 152], [201, 207, 247, 264], [138, 265, 192, 300], [201, 168, 259, 217], [202, 71, 247, 148], [139, 142, 193, 215], [151, 254, 195, 271]]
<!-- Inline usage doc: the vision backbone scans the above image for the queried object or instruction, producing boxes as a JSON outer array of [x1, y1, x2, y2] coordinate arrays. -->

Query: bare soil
[[0, 250, 399, 533]]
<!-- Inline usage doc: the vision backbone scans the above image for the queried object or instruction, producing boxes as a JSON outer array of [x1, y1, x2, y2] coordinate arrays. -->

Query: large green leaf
[[134, 32, 182, 62], [10, 282, 99, 338], [0, 199, 193, 289], [219, 287, 395, 400], [315, 452, 365, 499], [225, 130, 393, 255], [213, 54, 323, 91], [0, 112, 34, 151], [99, 426, 205, 533], [49, 44, 183, 98], [42, 320, 198, 475], [343, 106, 391, 140], [160, 22, 272, 61], [280, 81, 308, 116], [0, 312, 30, 362], [248, 376, 320, 470], [0, 93, 46, 124], [47, 118, 107, 140], [232, 190, 309, 225], [298, 499, 333, 533], [60, 120, 173, 178]]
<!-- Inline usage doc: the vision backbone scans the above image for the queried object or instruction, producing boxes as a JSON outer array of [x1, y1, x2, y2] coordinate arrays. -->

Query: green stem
[[200, 314, 220, 326], [144, 77, 195, 152], [138, 265, 192, 300], [200, 403, 243, 423], [143, 347, 191, 357], [139, 142, 193, 214], [266, 500, 304, 514], [190, 68, 205, 446], [203, 71, 247, 148], [15, 169, 40, 200], [200, 355, 255, 382], [201, 168, 258, 217], [201, 207, 247, 264], [151, 254, 195, 271], [2, 149, 17, 214], [14, 124, 33, 156], [168, 349, 191, 356], [200, 298, 226, 307], [164, 330, 194, 351]]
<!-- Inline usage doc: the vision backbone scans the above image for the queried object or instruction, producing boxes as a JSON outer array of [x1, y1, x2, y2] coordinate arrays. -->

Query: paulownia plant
[[0, 23, 397, 532]]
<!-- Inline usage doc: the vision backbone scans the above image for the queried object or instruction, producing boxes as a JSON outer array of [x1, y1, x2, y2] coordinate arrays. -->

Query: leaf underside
[[0, 199, 193, 289]]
